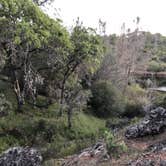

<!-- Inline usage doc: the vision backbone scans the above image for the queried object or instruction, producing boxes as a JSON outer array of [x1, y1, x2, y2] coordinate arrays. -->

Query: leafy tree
[[56, 21, 104, 128], [0, 0, 104, 128], [0, 0, 71, 110]]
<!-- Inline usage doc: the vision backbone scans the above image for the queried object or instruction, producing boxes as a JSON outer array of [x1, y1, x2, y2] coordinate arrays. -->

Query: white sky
[[48, 0, 166, 35]]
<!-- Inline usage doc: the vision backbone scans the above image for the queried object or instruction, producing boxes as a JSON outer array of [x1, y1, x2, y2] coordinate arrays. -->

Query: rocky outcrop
[[62, 142, 109, 166], [0, 147, 42, 166], [125, 107, 166, 139]]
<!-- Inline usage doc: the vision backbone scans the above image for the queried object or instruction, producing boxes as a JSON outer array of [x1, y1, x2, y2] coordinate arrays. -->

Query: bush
[[0, 93, 12, 114], [147, 60, 166, 72], [123, 101, 144, 118], [88, 81, 125, 118], [106, 118, 129, 130], [123, 84, 148, 118], [153, 92, 166, 108], [104, 130, 127, 157]]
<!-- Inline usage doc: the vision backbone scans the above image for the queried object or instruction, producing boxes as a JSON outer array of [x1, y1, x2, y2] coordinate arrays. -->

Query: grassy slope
[[0, 80, 106, 160]]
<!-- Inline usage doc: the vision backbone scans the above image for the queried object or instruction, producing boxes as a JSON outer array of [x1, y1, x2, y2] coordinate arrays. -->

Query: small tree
[[57, 20, 104, 116]]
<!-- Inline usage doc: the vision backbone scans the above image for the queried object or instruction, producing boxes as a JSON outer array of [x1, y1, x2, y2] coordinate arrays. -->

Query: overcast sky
[[48, 0, 166, 35]]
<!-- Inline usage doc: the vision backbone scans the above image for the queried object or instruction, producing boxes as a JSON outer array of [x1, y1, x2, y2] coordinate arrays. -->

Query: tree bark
[[67, 106, 72, 129]]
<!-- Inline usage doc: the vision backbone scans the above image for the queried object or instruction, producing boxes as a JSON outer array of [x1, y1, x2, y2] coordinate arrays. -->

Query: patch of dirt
[[110, 131, 166, 166]]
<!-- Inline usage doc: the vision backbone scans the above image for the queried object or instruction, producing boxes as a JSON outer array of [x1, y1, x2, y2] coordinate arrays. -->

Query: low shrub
[[88, 81, 125, 118], [123, 101, 144, 118], [147, 60, 166, 72], [123, 84, 148, 118], [104, 130, 127, 157], [0, 93, 12, 116], [153, 92, 166, 108], [106, 118, 129, 130]]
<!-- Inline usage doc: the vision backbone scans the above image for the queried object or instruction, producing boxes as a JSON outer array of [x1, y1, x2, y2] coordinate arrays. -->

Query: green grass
[[0, 82, 106, 160]]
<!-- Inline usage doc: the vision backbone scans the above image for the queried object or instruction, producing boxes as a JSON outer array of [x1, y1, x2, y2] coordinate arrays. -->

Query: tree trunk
[[14, 80, 24, 112], [67, 106, 72, 129], [59, 78, 66, 116]]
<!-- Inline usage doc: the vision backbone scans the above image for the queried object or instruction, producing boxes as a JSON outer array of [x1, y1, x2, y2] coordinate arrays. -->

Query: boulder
[[125, 107, 166, 139], [0, 147, 42, 166]]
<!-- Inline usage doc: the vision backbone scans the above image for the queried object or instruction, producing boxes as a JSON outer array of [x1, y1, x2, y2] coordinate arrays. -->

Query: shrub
[[106, 118, 129, 130], [123, 101, 144, 118], [0, 93, 12, 114], [123, 84, 148, 118], [88, 81, 125, 118], [147, 60, 166, 72], [153, 92, 166, 108], [104, 130, 127, 156]]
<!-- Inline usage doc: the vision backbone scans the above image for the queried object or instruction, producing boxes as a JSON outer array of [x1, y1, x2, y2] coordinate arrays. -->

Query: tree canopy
[[0, 0, 104, 127]]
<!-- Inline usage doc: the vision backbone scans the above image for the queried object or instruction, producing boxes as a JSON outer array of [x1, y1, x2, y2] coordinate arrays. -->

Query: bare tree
[[95, 17, 147, 92], [99, 19, 106, 36], [115, 18, 146, 91]]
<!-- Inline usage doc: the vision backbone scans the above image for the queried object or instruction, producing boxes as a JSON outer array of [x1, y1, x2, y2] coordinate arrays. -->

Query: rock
[[0, 147, 42, 166], [128, 159, 156, 166], [62, 142, 109, 166], [125, 107, 166, 139], [147, 140, 166, 153]]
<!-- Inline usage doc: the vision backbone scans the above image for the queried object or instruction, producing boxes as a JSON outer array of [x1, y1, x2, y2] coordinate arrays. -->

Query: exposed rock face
[[62, 142, 109, 166], [125, 107, 166, 139], [0, 147, 42, 166]]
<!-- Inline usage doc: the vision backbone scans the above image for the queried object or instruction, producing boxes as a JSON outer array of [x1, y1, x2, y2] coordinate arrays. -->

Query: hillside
[[0, 0, 166, 166]]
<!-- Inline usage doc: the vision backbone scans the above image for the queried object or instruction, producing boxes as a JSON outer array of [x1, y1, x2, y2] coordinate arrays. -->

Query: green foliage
[[123, 101, 144, 118], [0, 1, 105, 157], [0, 95, 106, 157], [104, 130, 127, 156], [0, 0, 104, 119], [0, 93, 12, 112], [88, 81, 125, 118], [71, 23, 104, 74], [106, 118, 129, 130], [153, 92, 166, 108], [144, 32, 166, 72], [147, 60, 166, 72], [123, 84, 148, 118]]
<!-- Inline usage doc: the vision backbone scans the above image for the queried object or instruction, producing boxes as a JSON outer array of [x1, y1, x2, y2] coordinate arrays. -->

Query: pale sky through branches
[[48, 0, 166, 35]]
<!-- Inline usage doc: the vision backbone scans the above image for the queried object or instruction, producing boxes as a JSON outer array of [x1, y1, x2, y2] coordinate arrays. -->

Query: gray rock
[[0, 147, 42, 166], [125, 107, 166, 139], [147, 140, 166, 152], [128, 159, 156, 166]]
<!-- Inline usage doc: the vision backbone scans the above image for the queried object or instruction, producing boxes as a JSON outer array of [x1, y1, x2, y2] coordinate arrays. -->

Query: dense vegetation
[[0, 0, 166, 164]]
